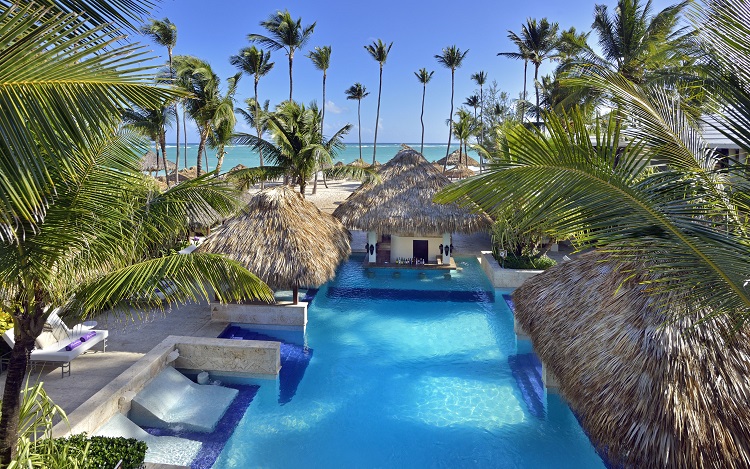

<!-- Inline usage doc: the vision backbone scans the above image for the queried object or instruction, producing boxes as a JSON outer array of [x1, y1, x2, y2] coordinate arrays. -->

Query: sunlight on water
[[398, 376, 526, 430]]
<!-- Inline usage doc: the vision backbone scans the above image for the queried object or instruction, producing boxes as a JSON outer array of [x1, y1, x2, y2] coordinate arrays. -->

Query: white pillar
[[442, 232, 451, 264], [367, 231, 377, 263]]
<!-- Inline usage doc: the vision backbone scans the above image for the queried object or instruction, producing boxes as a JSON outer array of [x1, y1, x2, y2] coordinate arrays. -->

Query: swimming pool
[[209, 257, 604, 468]]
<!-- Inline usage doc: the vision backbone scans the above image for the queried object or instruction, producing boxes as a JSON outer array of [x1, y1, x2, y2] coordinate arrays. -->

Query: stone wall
[[211, 302, 307, 326], [479, 251, 543, 288], [53, 335, 280, 438]]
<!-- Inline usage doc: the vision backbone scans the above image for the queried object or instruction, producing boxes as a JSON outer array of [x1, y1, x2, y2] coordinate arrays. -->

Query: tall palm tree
[[141, 18, 180, 184], [345, 83, 370, 161], [465, 95, 480, 120], [208, 74, 241, 174], [414, 68, 434, 154], [122, 104, 174, 178], [452, 109, 475, 163], [307, 45, 332, 194], [364, 39, 393, 165], [230, 46, 274, 170], [435, 45, 469, 172], [498, 29, 532, 122], [173, 55, 222, 176], [248, 10, 315, 101], [0, 3, 273, 463], [471, 71, 488, 144], [437, 0, 750, 334]]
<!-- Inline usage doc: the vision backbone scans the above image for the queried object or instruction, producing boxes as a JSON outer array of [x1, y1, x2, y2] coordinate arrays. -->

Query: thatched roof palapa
[[332, 145, 491, 234], [140, 151, 176, 172], [512, 251, 750, 469], [436, 149, 479, 167], [444, 164, 475, 180], [347, 157, 370, 168], [198, 186, 351, 291]]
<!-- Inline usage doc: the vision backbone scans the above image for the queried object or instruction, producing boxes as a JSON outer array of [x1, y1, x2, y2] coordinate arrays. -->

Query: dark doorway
[[413, 240, 428, 262]]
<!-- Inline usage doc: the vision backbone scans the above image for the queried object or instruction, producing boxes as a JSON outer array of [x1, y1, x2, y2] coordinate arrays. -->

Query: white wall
[[391, 235, 443, 262]]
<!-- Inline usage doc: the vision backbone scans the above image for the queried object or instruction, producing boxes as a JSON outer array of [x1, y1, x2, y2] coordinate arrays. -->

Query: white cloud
[[325, 100, 345, 114]]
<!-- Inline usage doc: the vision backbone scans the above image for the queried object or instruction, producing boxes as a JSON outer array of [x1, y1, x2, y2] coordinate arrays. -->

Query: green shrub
[[497, 253, 557, 270], [52, 435, 147, 469]]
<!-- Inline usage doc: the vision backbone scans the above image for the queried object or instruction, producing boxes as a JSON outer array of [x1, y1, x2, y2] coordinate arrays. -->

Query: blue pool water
[[209, 257, 604, 468]]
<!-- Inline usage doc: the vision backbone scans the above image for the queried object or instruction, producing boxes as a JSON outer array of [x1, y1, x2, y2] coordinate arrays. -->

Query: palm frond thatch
[[512, 251, 750, 469], [198, 186, 351, 289], [140, 151, 176, 172], [436, 149, 479, 167], [444, 164, 475, 179], [332, 146, 491, 234]]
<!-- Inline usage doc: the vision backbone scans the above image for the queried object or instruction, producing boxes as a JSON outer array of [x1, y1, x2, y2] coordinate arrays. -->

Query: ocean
[[161, 143, 479, 172]]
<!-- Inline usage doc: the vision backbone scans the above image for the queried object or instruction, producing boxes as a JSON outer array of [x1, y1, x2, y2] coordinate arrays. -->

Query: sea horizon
[[157, 142, 480, 172]]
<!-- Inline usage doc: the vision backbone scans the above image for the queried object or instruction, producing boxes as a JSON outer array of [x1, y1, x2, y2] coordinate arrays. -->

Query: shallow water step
[[129, 367, 238, 433]]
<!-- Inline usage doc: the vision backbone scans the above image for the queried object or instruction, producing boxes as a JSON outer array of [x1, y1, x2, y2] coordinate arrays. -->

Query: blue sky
[[144, 0, 680, 144]]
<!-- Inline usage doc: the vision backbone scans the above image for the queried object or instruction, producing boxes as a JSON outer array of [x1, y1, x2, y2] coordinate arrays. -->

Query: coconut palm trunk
[[444, 71, 456, 173], [373, 64, 383, 165], [357, 99, 363, 160], [183, 106, 188, 169], [521, 60, 528, 121], [420, 81, 427, 154]]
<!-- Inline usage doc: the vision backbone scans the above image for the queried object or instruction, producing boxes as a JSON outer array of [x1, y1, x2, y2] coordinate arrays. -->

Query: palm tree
[[436, 0, 750, 332], [208, 74, 241, 174], [122, 104, 174, 178], [465, 95, 480, 120], [471, 71, 488, 144], [498, 29, 532, 122], [364, 39, 393, 165], [307, 45, 332, 195], [435, 45, 469, 172], [141, 18, 180, 183], [345, 83, 370, 161], [173, 55, 222, 176], [248, 10, 315, 101], [230, 46, 274, 170], [414, 68, 434, 154], [0, 3, 273, 463], [452, 109, 475, 164], [231, 101, 352, 197], [590, 0, 689, 85], [500, 19, 559, 123]]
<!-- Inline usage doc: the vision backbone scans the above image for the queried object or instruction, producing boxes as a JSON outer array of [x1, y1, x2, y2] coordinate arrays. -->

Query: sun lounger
[[129, 366, 238, 433], [1, 311, 108, 377], [95, 413, 202, 466]]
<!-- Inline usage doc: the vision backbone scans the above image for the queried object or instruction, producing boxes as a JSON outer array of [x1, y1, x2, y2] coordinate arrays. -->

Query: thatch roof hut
[[334, 161, 345, 167], [348, 157, 370, 168], [436, 149, 479, 167], [140, 151, 176, 173], [444, 164, 474, 180], [227, 164, 247, 174], [512, 252, 750, 469], [198, 186, 351, 302], [333, 146, 491, 235]]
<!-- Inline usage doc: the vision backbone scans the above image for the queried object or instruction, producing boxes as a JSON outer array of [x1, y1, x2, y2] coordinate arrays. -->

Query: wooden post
[[293, 284, 299, 305]]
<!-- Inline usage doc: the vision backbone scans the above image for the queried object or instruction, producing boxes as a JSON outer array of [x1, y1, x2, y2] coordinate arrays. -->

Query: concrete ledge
[[211, 302, 307, 326], [479, 251, 544, 288], [54, 335, 280, 438]]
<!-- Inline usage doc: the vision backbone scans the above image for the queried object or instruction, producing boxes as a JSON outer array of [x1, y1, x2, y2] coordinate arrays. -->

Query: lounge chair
[[95, 413, 202, 466], [1, 311, 108, 378]]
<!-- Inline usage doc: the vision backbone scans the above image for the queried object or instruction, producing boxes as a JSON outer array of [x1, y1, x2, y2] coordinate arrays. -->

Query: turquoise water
[[211, 258, 604, 468], [161, 143, 479, 173]]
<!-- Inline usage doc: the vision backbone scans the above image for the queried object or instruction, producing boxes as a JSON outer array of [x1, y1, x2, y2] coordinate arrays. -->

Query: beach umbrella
[[198, 186, 351, 303], [444, 164, 474, 180], [436, 149, 479, 167], [334, 161, 345, 167], [140, 151, 176, 173], [227, 164, 247, 174], [333, 145, 491, 235], [347, 157, 370, 168], [512, 251, 750, 469]]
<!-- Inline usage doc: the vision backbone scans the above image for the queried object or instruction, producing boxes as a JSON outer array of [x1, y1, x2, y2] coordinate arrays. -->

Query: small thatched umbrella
[[227, 164, 247, 174], [334, 161, 345, 167], [140, 151, 176, 174], [436, 149, 479, 167], [348, 157, 370, 168], [198, 186, 351, 303], [333, 145, 491, 235], [444, 164, 474, 180], [512, 251, 750, 469]]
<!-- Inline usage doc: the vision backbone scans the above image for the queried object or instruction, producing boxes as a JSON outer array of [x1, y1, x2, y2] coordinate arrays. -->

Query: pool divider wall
[[479, 251, 544, 288], [210, 301, 308, 326], [52, 335, 281, 439]]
